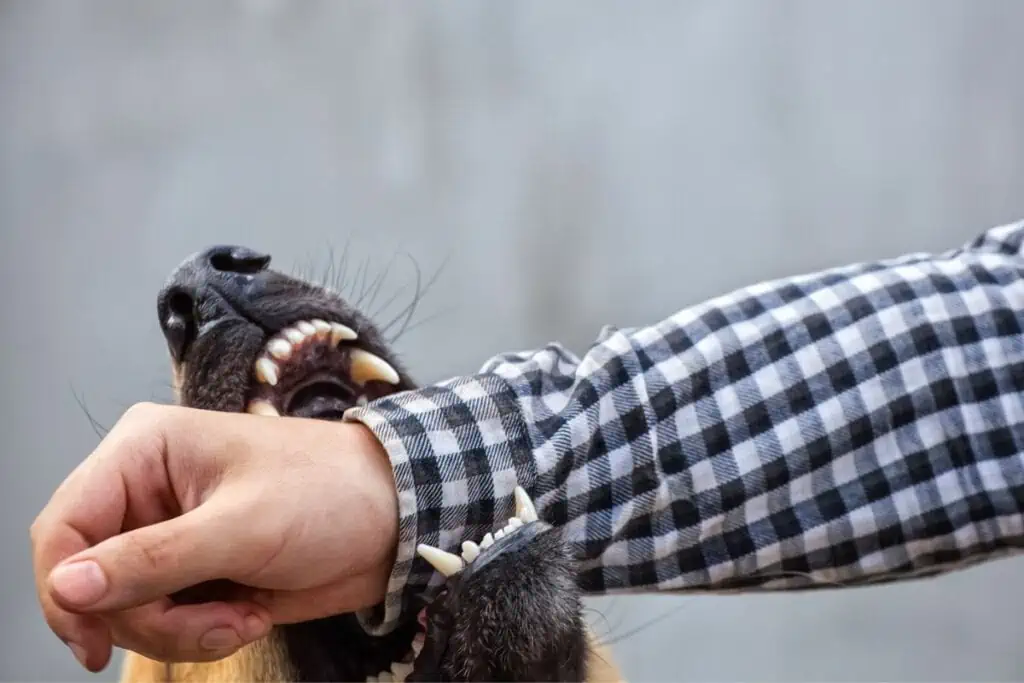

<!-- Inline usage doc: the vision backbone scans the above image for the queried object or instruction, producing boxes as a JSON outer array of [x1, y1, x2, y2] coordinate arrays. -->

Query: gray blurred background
[[3, 1, 1024, 681]]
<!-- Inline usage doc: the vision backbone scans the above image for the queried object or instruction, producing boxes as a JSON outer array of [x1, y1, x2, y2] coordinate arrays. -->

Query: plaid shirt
[[346, 220, 1024, 636]]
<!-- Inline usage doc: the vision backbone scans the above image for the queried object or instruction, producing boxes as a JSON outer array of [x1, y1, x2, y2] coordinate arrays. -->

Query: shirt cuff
[[344, 372, 537, 635]]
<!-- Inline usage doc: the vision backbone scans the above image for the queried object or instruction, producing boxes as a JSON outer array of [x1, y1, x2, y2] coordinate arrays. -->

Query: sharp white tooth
[[378, 673, 394, 683], [246, 400, 280, 417], [507, 516, 524, 530], [283, 327, 305, 344], [391, 661, 413, 681], [297, 320, 317, 337], [494, 529, 506, 540], [255, 358, 279, 386], [514, 486, 539, 523], [461, 540, 480, 563], [480, 532, 494, 548], [330, 322, 358, 344], [312, 319, 331, 339], [411, 632, 425, 656], [416, 543, 465, 577], [267, 338, 292, 360], [350, 348, 400, 385]]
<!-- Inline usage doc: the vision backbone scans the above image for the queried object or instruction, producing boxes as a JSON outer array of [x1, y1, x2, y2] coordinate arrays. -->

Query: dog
[[118, 245, 624, 682]]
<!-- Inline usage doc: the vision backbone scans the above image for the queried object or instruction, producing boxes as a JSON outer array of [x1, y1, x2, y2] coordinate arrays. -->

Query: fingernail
[[243, 614, 267, 640], [68, 642, 88, 668], [200, 627, 242, 651], [50, 560, 108, 607]]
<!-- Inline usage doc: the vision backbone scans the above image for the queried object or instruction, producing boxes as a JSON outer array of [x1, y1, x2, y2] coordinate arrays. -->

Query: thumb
[[47, 500, 245, 614]]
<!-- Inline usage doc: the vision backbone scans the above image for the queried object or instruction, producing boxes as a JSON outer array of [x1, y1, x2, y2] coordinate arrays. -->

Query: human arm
[[345, 219, 1024, 636], [31, 407, 401, 671]]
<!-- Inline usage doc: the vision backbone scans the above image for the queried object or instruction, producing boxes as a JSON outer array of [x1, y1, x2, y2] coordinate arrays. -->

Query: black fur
[[156, 245, 590, 681], [412, 522, 587, 682]]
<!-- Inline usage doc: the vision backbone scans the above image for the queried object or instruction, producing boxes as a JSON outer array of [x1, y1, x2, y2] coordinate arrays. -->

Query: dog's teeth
[[416, 543, 465, 577], [411, 632, 425, 657], [246, 400, 280, 417], [350, 349, 400, 385], [267, 338, 292, 360], [480, 532, 494, 548], [356, 395, 369, 407], [507, 516, 524, 530], [494, 529, 506, 540], [330, 322, 358, 345], [391, 661, 413, 681], [297, 321, 317, 337], [283, 327, 305, 345], [514, 486, 539, 523], [461, 540, 480, 563], [378, 673, 394, 683], [312, 319, 331, 339], [255, 358, 279, 386]]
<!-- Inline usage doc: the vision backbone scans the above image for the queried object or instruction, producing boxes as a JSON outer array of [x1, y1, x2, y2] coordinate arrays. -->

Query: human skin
[[30, 402, 400, 672]]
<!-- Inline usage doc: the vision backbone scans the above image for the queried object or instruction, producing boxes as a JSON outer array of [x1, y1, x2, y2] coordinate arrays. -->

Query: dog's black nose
[[156, 245, 272, 362]]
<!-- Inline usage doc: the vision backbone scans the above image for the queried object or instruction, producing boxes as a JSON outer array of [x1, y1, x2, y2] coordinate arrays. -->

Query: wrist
[[346, 420, 400, 575]]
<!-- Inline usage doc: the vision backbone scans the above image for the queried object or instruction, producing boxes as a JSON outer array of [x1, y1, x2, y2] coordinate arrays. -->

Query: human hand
[[30, 402, 399, 672]]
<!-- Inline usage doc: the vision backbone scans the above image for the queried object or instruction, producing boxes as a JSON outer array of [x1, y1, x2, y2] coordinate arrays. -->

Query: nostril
[[159, 287, 198, 362], [208, 246, 271, 275], [167, 290, 193, 319]]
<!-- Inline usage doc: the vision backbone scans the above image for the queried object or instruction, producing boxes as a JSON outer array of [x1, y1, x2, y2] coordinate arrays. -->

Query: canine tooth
[[416, 543, 464, 577], [283, 327, 305, 344], [461, 540, 480, 563], [312, 319, 331, 339], [391, 662, 413, 681], [330, 322, 358, 344], [350, 349, 400, 385], [246, 400, 280, 417], [255, 358, 279, 386], [297, 320, 317, 337], [514, 486, 539, 523], [267, 339, 292, 360], [480, 532, 494, 549]]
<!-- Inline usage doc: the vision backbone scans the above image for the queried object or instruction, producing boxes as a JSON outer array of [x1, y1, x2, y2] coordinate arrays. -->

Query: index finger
[[30, 402, 169, 669]]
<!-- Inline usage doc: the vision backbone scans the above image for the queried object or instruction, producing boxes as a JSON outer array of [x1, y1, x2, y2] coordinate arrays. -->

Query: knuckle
[[28, 517, 41, 544], [123, 530, 177, 578], [123, 401, 161, 424]]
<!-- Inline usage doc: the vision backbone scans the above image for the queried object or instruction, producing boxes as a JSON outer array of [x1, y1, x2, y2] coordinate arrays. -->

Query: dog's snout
[[156, 245, 272, 362], [206, 245, 272, 275]]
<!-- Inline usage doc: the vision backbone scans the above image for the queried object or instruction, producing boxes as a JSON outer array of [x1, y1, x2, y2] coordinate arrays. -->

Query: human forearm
[[347, 219, 1024, 634]]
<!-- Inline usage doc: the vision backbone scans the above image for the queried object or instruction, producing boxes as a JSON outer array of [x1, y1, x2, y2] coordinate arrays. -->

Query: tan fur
[[121, 630, 293, 682], [119, 626, 624, 682]]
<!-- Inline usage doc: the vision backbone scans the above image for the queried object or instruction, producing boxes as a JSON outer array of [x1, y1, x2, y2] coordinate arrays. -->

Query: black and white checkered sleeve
[[347, 219, 1024, 636]]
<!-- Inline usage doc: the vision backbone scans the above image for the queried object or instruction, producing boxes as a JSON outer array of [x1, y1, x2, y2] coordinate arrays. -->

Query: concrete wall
[[3, 1, 1023, 680]]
